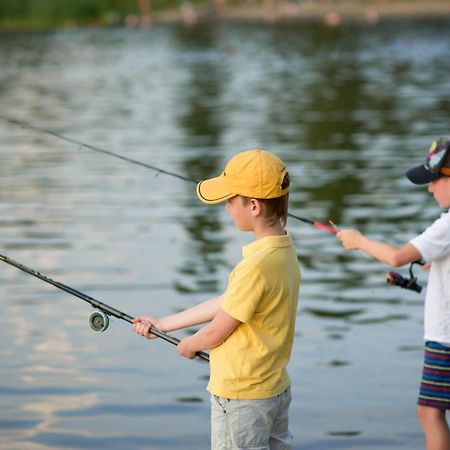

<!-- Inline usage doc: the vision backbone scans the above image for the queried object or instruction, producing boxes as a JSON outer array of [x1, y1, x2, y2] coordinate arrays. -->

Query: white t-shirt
[[410, 210, 450, 345]]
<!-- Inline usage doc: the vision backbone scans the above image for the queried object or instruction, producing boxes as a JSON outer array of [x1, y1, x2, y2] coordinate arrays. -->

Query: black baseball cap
[[406, 138, 450, 185]]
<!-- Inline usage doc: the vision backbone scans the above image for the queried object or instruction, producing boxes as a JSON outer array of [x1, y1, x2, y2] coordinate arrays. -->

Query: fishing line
[[0, 253, 210, 362], [0, 115, 195, 183], [0, 115, 337, 234]]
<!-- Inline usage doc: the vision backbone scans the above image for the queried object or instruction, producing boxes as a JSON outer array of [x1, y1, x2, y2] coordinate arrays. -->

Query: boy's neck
[[253, 221, 286, 240]]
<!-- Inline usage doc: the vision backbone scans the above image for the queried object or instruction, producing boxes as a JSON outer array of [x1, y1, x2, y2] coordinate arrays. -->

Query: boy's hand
[[337, 229, 364, 250], [177, 337, 197, 359], [132, 315, 162, 339]]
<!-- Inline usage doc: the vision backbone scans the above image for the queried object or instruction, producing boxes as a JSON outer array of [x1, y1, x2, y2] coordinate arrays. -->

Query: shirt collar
[[242, 234, 292, 258]]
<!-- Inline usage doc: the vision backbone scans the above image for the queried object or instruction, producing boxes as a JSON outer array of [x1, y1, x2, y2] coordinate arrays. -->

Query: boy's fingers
[[133, 322, 149, 335], [133, 322, 158, 339], [133, 316, 152, 325]]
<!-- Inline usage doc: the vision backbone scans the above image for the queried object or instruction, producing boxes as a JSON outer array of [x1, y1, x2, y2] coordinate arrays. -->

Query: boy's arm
[[160, 294, 225, 331], [132, 293, 224, 338], [337, 229, 422, 267], [177, 308, 240, 359]]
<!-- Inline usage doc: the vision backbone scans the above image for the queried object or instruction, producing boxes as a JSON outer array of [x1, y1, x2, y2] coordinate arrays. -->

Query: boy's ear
[[250, 198, 263, 216]]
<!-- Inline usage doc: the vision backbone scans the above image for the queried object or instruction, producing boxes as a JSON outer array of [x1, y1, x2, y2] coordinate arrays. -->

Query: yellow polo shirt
[[207, 234, 301, 400]]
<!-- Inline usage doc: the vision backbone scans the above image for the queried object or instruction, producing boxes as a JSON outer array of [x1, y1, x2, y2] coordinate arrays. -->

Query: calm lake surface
[[1, 19, 450, 449]]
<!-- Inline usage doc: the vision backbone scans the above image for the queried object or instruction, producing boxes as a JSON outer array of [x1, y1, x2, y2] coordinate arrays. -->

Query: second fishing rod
[[0, 253, 210, 361], [0, 115, 338, 235]]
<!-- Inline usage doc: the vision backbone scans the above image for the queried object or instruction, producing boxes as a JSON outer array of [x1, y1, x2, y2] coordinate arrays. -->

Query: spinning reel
[[386, 260, 423, 293], [89, 310, 110, 332]]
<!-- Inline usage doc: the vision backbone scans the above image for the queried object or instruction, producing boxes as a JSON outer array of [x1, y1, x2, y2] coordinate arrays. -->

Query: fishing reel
[[89, 310, 110, 332], [386, 260, 423, 293]]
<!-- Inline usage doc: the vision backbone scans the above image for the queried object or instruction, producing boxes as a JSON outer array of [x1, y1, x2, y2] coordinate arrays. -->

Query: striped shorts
[[418, 341, 450, 410]]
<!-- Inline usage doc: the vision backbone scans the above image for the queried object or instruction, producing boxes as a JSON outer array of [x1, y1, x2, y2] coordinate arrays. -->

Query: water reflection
[[173, 25, 228, 295]]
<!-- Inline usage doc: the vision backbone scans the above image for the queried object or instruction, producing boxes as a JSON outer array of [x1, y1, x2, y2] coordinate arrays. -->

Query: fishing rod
[[289, 213, 338, 234], [0, 115, 194, 183], [0, 115, 337, 235], [0, 253, 210, 362]]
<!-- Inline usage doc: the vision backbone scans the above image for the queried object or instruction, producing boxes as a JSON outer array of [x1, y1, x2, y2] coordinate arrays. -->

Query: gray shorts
[[211, 387, 292, 450]]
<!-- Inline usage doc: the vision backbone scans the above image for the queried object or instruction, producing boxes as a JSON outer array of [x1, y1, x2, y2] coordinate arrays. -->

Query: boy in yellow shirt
[[133, 149, 301, 449]]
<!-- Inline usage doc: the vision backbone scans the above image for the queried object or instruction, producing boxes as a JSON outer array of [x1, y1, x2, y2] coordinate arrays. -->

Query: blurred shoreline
[[1, 1, 450, 31], [156, 0, 450, 27]]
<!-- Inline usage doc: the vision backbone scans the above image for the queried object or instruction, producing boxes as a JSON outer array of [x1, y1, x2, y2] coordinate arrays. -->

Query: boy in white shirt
[[337, 138, 450, 450]]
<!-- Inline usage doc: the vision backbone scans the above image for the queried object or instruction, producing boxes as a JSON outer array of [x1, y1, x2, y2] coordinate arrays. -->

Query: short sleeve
[[410, 213, 450, 262], [222, 260, 265, 323]]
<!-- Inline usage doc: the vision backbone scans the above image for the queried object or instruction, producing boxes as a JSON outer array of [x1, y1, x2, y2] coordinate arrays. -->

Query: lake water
[[1, 19, 450, 449]]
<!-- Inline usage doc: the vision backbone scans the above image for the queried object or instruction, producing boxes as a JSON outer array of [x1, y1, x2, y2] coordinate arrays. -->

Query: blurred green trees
[[0, 0, 155, 29]]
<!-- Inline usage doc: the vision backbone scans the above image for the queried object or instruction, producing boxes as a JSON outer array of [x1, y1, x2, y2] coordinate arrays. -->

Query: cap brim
[[196, 176, 235, 204], [406, 165, 441, 185]]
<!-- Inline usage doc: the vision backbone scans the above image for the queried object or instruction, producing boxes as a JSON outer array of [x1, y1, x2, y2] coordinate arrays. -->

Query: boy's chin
[[236, 225, 252, 232]]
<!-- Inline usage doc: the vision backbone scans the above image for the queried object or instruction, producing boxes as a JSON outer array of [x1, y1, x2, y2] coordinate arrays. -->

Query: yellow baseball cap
[[197, 149, 289, 204]]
